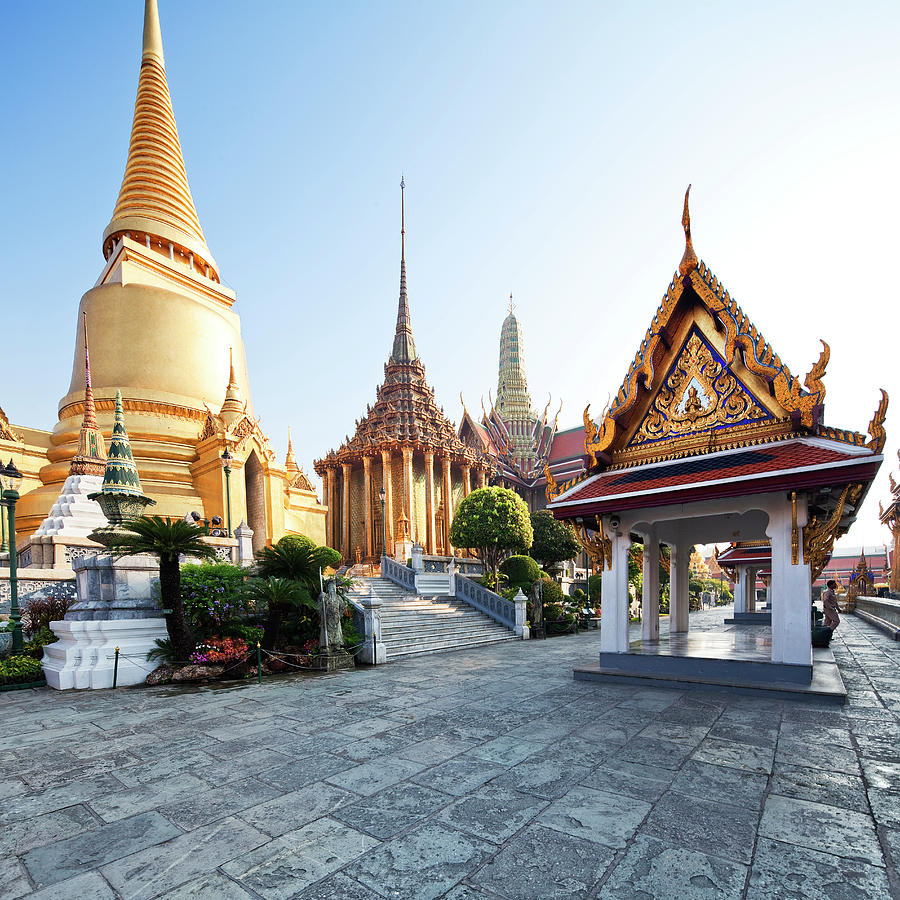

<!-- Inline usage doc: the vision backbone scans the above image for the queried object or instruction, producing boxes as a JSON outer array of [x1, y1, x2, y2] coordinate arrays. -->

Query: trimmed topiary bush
[[499, 555, 542, 592], [540, 575, 565, 606], [588, 574, 602, 603]]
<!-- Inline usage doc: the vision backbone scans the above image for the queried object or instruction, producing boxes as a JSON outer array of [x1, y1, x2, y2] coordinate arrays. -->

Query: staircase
[[348, 578, 519, 661]]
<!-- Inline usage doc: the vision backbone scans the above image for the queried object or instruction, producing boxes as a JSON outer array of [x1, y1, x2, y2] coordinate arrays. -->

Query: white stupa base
[[42, 618, 168, 690]]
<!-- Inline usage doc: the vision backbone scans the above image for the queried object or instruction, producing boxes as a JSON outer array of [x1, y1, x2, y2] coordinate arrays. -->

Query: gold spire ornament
[[219, 348, 244, 426], [102, 0, 218, 278], [678, 184, 699, 276], [69, 313, 107, 477]]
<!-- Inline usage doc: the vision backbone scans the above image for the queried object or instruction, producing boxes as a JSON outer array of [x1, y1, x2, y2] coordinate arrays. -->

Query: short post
[[513, 588, 530, 640], [112, 646, 120, 688], [256, 641, 262, 684], [448, 556, 458, 597], [371, 630, 377, 667]]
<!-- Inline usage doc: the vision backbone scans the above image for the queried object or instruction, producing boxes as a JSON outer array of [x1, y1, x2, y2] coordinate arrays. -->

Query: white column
[[600, 530, 632, 653], [733, 565, 746, 613], [642, 533, 660, 642], [670, 542, 690, 633], [747, 568, 757, 612], [768, 498, 812, 666]]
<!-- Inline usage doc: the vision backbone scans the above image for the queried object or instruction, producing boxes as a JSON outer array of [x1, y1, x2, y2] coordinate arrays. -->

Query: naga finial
[[678, 184, 699, 276]]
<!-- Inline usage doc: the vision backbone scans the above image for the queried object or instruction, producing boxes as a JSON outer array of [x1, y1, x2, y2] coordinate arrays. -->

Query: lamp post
[[221, 448, 233, 538], [1, 460, 24, 653], [379, 486, 386, 559]]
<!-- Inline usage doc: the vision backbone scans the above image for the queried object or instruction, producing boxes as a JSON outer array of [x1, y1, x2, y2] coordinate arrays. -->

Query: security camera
[[609, 516, 621, 530]]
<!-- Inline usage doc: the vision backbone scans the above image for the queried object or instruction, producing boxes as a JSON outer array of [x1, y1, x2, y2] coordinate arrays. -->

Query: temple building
[[548, 188, 886, 686], [459, 300, 585, 511], [314, 182, 492, 562], [880, 454, 900, 592], [5, 0, 325, 561]]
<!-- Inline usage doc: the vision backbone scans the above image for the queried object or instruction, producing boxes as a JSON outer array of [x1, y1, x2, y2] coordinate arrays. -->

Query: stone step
[[383, 622, 510, 639], [385, 634, 518, 660]]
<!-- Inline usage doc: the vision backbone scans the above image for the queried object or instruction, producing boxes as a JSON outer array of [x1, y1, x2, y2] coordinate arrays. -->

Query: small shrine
[[548, 188, 887, 692]]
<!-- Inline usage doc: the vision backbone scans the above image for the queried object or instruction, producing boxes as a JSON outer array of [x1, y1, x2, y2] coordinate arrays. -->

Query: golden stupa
[[9, 0, 325, 557]]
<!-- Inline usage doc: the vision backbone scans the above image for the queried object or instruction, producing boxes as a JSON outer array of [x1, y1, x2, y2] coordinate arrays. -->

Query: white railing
[[381, 555, 416, 590], [455, 574, 516, 628]]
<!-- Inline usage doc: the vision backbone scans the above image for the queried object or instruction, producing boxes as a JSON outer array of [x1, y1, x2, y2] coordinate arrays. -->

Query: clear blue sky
[[2, 1, 898, 551]]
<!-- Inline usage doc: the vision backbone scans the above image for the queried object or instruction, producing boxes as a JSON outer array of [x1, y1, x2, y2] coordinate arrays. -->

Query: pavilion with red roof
[[548, 188, 887, 690]]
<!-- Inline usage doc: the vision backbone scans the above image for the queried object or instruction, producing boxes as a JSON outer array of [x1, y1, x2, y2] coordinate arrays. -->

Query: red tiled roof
[[549, 426, 586, 462], [717, 545, 772, 565], [550, 439, 881, 515]]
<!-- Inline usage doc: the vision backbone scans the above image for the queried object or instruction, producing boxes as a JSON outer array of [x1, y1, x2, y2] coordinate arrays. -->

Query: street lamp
[[1, 459, 24, 653], [220, 448, 233, 538], [379, 486, 386, 559]]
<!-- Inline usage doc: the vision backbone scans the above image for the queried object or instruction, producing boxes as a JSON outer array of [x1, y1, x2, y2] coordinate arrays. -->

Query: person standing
[[822, 579, 841, 629]]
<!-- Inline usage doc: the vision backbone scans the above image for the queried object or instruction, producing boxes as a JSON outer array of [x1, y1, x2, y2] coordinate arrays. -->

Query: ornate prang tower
[[315, 180, 490, 560], [881, 454, 900, 593], [17, 0, 325, 548]]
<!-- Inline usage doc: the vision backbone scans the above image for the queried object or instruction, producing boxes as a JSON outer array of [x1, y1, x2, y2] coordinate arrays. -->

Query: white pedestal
[[42, 618, 168, 690]]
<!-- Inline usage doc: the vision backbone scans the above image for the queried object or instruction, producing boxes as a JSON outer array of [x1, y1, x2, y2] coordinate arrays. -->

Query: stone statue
[[530, 578, 545, 639], [320, 578, 345, 652]]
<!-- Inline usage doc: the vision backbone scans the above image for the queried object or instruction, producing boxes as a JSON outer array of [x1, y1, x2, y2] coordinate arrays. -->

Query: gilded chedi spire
[[391, 177, 417, 363], [102, 0, 218, 278], [285, 427, 299, 474], [219, 348, 244, 426], [69, 313, 107, 477]]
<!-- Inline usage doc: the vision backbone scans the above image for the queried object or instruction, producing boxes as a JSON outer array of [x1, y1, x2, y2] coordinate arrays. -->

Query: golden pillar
[[401, 446, 414, 538], [441, 455, 453, 554], [325, 467, 336, 548], [462, 464, 471, 497], [424, 450, 436, 554], [362, 455, 373, 559], [341, 462, 351, 561], [380, 448, 394, 552]]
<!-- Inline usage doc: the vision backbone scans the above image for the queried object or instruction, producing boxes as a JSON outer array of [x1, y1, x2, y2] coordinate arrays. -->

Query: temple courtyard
[[3, 609, 900, 900]]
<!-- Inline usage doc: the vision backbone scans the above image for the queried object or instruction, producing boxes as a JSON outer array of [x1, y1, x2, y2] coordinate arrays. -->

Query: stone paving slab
[[3, 608, 900, 898]]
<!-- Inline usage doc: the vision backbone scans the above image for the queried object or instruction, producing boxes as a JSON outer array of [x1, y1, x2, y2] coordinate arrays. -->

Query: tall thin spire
[[103, 0, 218, 278], [220, 347, 244, 426], [70, 313, 107, 476], [391, 176, 417, 363]]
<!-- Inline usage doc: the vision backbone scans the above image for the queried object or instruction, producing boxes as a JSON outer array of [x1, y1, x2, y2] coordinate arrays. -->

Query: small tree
[[588, 573, 602, 603], [96, 516, 216, 662], [499, 555, 542, 592], [528, 510, 580, 572], [449, 486, 533, 585], [254, 535, 342, 649]]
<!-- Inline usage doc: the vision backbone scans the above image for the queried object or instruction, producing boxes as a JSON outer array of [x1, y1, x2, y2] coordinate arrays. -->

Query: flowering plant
[[189, 635, 250, 665], [181, 563, 250, 633]]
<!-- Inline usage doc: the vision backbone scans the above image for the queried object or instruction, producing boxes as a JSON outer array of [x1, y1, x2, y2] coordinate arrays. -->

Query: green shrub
[[0, 655, 45, 685], [181, 562, 249, 635], [24, 627, 58, 660], [221, 623, 264, 645], [342, 621, 365, 649], [499, 555, 542, 591], [573, 588, 586, 600], [588, 574, 603, 602], [540, 576, 565, 606]]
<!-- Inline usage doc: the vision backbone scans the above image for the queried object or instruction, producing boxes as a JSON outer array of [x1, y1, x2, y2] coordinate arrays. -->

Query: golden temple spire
[[142, 0, 164, 63], [70, 313, 107, 476], [392, 176, 417, 363], [678, 184, 699, 276], [509, 293, 514, 315], [103, 0, 218, 279], [220, 348, 244, 426], [285, 427, 299, 474]]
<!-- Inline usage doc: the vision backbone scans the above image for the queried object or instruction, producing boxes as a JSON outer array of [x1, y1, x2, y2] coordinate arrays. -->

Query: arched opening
[[243, 450, 266, 553]]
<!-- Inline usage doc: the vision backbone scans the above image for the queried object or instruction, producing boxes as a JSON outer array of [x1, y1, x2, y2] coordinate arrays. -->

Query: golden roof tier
[[102, 0, 218, 281]]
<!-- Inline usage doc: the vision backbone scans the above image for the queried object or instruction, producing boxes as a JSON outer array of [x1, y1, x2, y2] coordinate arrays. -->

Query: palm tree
[[241, 576, 317, 651], [96, 516, 216, 662], [253, 537, 342, 649]]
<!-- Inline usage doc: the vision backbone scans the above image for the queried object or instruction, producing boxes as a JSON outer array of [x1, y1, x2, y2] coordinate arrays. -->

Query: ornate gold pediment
[[625, 329, 771, 451]]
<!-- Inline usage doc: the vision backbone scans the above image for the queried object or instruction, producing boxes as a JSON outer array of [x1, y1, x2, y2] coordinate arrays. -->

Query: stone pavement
[[2, 607, 900, 899]]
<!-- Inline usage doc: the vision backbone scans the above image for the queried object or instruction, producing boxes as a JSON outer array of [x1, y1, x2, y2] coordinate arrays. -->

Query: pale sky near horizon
[[2, 0, 898, 553]]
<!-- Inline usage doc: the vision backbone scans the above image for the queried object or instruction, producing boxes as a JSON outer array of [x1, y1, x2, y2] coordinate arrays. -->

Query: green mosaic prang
[[100, 390, 146, 496]]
